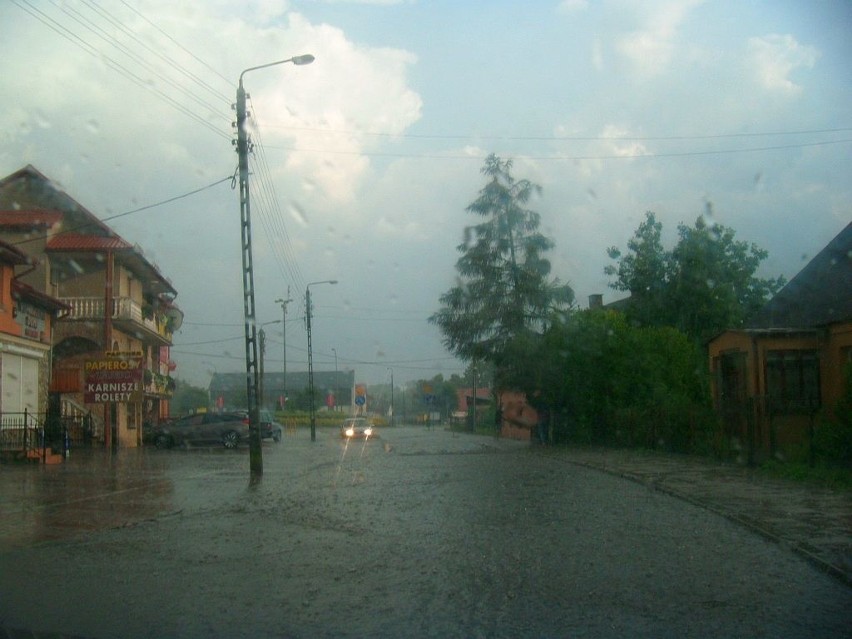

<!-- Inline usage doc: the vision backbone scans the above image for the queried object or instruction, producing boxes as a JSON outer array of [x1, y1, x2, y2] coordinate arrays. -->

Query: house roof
[[0, 166, 113, 236], [46, 233, 133, 251], [746, 221, 852, 329], [0, 239, 31, 266], [0, 210, 63, 228], [0, 166, 177, 298]]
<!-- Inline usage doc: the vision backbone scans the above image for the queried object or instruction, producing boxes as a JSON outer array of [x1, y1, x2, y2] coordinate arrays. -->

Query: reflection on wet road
[[0, 447, 247, 548], [1, 427, 849, 639]]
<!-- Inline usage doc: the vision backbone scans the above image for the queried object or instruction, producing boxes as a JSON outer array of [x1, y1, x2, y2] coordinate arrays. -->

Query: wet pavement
[[543, 446, 852, 587], [0, 426, 850, 638]]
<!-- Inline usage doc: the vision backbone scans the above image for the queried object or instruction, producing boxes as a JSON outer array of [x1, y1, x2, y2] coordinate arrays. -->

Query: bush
[[813, 362, 852, 469], [813, 416, 852, 468]]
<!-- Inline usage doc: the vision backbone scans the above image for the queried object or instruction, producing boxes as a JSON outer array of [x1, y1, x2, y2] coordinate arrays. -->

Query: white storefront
[[0, 339, 50, 416]]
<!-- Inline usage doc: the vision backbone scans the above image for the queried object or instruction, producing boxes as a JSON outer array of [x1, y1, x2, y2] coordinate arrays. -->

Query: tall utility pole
[[275, 290, 293, 408], [306, 287, 314, 441], [471, 365, 477, 432], [332, 348, 338, 412], [388, 368, 394, 428], [259, 327, 266, 411], [306, 280, 337, 441], [235, 68, 263, 479], [234, 54, 314, 481]]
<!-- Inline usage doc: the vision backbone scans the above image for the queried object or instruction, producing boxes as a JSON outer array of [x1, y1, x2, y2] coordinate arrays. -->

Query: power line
[[118, 0, 233, 88], [260, 137, 852, 161], [245, 95, 306, 292], [103, 176, 233, 222], [258, 125, 852, 142], [12, 0, 230, 141], [52, 0, 229, 121], [9, 176, 232, 249]]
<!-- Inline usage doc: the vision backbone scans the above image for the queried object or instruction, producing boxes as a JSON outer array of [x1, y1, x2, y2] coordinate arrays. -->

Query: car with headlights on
[[340, 417, 375, 439]]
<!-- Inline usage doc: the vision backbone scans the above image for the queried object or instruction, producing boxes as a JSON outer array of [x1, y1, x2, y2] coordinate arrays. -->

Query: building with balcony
[[0, 165, 183, 449]]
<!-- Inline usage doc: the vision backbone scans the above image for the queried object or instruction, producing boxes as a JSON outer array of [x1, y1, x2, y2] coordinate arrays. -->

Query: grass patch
[[759, 460, 852, 491]]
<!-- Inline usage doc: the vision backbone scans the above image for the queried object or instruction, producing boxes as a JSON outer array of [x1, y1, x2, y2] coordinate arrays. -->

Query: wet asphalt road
[[0, 426, 850, 639]]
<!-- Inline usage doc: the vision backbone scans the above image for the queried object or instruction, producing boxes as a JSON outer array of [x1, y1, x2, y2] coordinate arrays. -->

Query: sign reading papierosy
[[84, 352, 144, 403]]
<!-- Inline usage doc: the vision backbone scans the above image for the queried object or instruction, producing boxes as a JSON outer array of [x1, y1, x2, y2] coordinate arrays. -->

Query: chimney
[[588, 294, 603, 309]]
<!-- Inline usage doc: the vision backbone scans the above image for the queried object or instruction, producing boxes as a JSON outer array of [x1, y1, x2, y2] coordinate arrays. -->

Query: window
[[765, 350, 821, 414]]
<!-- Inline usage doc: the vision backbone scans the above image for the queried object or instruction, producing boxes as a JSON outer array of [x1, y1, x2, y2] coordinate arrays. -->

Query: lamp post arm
[[239, 54, 314, 84]]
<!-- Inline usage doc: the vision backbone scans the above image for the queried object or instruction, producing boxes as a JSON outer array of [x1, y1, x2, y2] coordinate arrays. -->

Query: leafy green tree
[[668, 213, 785, 341], [505, 309, 714, 451], [170, 378, 209, 416], [430, 154, 574, 367], [606, 209, 785, 342], [605, 211, 668, 329]]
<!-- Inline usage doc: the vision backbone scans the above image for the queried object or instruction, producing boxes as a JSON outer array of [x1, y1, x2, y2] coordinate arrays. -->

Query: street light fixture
[[306, 280, 338, 441], [258, 320, 282, 411], [332, 347, 338, 413], [388, 367, 394, 428], [235, 53, 314, 480], [275, 293, 293, 409]]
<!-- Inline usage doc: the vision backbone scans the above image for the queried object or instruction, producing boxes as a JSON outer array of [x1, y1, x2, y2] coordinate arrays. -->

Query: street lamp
[[258, 319, 282, 411], [275, 293, 293, 409], [388, 367, 394, 428], [235, 53, 314, 480], [332, 348, 338, 414], [306, 280, 338, 441]]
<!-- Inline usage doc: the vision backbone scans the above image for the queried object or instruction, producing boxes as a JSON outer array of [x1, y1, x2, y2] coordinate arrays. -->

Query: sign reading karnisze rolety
[[84, 355, 144, 403]]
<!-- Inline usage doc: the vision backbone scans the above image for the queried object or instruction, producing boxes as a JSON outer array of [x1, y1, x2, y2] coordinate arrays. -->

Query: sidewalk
[[545, 445, 852, 587]]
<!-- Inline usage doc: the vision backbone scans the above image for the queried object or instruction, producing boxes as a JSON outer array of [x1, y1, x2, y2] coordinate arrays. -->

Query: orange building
[[708, 222, 851, 463], [0, 240, 67, 415], [0, 166, 183, 449]]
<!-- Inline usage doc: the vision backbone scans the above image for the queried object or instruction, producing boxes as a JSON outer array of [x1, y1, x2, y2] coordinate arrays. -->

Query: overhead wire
[[259, 137, 852, 161], [8, 176, 233, 249], [10, 0, 306, 298], [12, 0, 230, 141], [117, 0, 233, 88], [246, 95, 306, 293], [258, 124, 852, 142], [80, 0, 231, 105]]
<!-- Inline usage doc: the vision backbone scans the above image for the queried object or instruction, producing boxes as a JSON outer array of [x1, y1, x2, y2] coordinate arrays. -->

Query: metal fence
[[0, 410, 96, 461]]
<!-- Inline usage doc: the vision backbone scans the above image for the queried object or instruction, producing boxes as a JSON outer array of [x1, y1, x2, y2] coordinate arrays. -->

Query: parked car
[[151, 411, 250, 449], [259, 410, 283, 442], [233, 409, 283, 442], [340, 417, 375, 439]]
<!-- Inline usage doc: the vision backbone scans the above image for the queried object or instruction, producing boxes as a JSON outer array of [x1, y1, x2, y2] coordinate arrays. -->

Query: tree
[[605, 211, 668, 329], [430, 154, 574, 367], [505, 309, 714, 451], [667, 213, 785, 341], [170, 378, 209, 416], [606, 209, 785, 342]]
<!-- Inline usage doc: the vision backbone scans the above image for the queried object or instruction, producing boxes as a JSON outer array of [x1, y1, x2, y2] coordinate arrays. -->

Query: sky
[[1, 0, 850, 389]]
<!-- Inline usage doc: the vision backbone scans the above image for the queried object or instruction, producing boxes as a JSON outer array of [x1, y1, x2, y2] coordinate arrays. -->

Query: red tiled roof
[[0, 210, 63, 227], [46, 233, 132, 251]]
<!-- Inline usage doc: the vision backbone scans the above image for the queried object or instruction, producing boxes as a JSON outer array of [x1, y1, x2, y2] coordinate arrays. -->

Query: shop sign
[[84, 354, 144, 403]]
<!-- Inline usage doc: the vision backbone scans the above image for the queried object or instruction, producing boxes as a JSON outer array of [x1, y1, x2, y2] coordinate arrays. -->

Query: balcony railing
[[60, 296, 173, 342]]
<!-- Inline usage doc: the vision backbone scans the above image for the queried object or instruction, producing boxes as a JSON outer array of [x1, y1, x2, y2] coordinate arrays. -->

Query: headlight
[[364, 427, 373, 436], [345, 428, 354, 437]]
